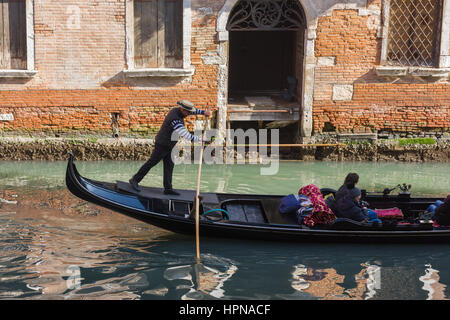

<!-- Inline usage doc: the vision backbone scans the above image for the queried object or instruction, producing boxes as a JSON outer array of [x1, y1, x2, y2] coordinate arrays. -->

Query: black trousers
[[132, 143, 175, 190]]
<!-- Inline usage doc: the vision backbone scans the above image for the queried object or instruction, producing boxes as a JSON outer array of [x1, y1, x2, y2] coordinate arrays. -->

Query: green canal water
[[0, 160, 449, 300]]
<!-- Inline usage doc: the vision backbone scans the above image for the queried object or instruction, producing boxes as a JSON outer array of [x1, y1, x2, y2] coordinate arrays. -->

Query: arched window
[[226, 0, 306, 31]]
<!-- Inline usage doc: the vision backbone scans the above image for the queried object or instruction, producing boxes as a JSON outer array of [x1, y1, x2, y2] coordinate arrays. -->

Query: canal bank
[[0, 134, 449, 162]]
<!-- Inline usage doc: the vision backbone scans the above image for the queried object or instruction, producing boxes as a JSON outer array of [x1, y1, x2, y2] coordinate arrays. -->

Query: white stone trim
[[380, 0, 391, 65], [125, 0, 134, 70], [182, 0, 191, 69], [375, 66, 450, 77], [26, 0, 35, 71], [123, 68, 194, 77], [124, 0, 192, 75], [216, 0, 318, 138], [0, 70, 37, 78], [320, 1, 379, 16], [301, 27, 316, 138], [332, 84, 354, 101], [317, 56, 336, 66], [216, 41, 229, 144], [439, 0, 450, 68], [0, 0, 36, 78]]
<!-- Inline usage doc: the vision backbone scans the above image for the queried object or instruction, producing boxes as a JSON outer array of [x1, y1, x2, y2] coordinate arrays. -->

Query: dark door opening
[[228, 31, 296, 98]]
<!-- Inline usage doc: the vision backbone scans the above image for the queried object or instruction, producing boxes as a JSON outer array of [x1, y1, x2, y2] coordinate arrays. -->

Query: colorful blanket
[[298, 184, 335, 227]]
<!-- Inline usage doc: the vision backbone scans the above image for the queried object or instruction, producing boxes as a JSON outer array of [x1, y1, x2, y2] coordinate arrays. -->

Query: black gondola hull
[[65, 155, 450, 243]]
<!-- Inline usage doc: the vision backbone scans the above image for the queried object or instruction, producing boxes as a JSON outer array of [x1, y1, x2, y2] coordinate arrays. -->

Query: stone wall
[[312, 3, 450, 134], [0, 136, 448, 162]]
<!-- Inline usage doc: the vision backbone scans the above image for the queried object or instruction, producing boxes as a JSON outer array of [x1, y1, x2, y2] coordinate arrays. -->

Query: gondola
[[66, 154, 449, 243]]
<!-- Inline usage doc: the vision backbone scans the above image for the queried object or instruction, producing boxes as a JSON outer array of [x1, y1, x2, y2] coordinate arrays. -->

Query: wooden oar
[[194, 108, 210, 262], [230, 143, 344, 147]]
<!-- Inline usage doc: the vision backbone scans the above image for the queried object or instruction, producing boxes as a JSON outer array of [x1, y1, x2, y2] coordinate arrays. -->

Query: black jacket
[[335, 196, 367, 222], [435, 198, 450, 226], [335, 184, 350, 202], [155, 107, 204, 147], [155, 108, 185, 147]]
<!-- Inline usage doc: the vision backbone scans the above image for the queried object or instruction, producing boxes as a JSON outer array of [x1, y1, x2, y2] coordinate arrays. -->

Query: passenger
[[434, 196, 450, 226], [335, 186, 381, 225], [335, 173, 359, 202]]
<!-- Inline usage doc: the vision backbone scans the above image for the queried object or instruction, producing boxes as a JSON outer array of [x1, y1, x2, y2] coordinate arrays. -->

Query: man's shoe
[[164, 189, 180, 196], [129, 178, 141, 192]]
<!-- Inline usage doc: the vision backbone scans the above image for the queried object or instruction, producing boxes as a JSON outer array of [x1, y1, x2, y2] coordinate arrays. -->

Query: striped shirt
[[171, 108, 205, 142]]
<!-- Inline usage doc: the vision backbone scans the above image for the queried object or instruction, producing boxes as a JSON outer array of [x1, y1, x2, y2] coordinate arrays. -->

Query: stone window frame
[[0, 0, 37, 78], [123, 0, 194, 77], [216, 0, 318, 140], [376, 0, 450, 77]]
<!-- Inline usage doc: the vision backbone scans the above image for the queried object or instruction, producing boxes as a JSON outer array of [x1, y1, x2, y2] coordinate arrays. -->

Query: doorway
[[226, 0, 306, 105], [225, 0, 307, 143], [228, 30, 296, 97]]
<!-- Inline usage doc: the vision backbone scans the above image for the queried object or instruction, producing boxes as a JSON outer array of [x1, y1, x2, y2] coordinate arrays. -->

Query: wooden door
[[0, 0, 27, 70], [134, 0, 182, 69], [134, 0, 158, 68], [161, 0, 182, 68]]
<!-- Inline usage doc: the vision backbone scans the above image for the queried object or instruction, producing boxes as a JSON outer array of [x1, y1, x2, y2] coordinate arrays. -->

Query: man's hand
[[204, 110, 211, 118], [202, 137, 215, 146]]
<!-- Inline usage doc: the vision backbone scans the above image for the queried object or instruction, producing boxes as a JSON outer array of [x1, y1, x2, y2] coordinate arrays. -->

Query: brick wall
[[0, 0, 449, 137], [0, 0, 221, 136], [313, 4, 450, 134]]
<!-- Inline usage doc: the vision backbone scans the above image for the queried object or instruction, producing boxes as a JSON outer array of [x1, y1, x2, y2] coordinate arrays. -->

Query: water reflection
[[419, 264, 448, 300], [2, 198, 450, 300], [0, 160, 450, 299], [162, 262, 238, 300], [289, 262, 386, 300], [0, 198, 169, 299]]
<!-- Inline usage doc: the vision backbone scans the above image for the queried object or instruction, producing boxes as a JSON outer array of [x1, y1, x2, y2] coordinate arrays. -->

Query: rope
[[202, 209, 230, 221]]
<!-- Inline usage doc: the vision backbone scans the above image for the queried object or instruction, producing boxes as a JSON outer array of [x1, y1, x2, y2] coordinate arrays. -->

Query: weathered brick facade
[[0, 0, 220, 135], [0, 0, 449, 138], [313, 4, 450, 134]]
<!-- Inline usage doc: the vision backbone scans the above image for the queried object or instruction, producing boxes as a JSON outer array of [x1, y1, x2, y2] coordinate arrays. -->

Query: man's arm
[[192, 108, 211, 117], [171, 119, 201, 142], [192, 109, 205, 116]]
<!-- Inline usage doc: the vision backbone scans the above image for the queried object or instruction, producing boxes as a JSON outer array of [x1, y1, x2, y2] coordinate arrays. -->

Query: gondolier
[[129, 100, 211, 195]]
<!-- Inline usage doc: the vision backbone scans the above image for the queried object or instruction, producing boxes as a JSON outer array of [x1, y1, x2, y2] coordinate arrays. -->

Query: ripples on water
[[0, 160, 449, 300]]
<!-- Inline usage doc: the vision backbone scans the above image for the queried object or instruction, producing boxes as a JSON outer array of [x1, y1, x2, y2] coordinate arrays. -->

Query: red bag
[[374, 208, 403, 219]]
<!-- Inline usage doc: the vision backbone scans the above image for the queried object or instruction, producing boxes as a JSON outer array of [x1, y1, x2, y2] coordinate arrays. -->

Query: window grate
[[386, 0, 442, 67]]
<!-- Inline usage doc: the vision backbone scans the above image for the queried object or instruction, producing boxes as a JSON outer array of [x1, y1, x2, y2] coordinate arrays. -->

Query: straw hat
[[177, 100, 196, 113]]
